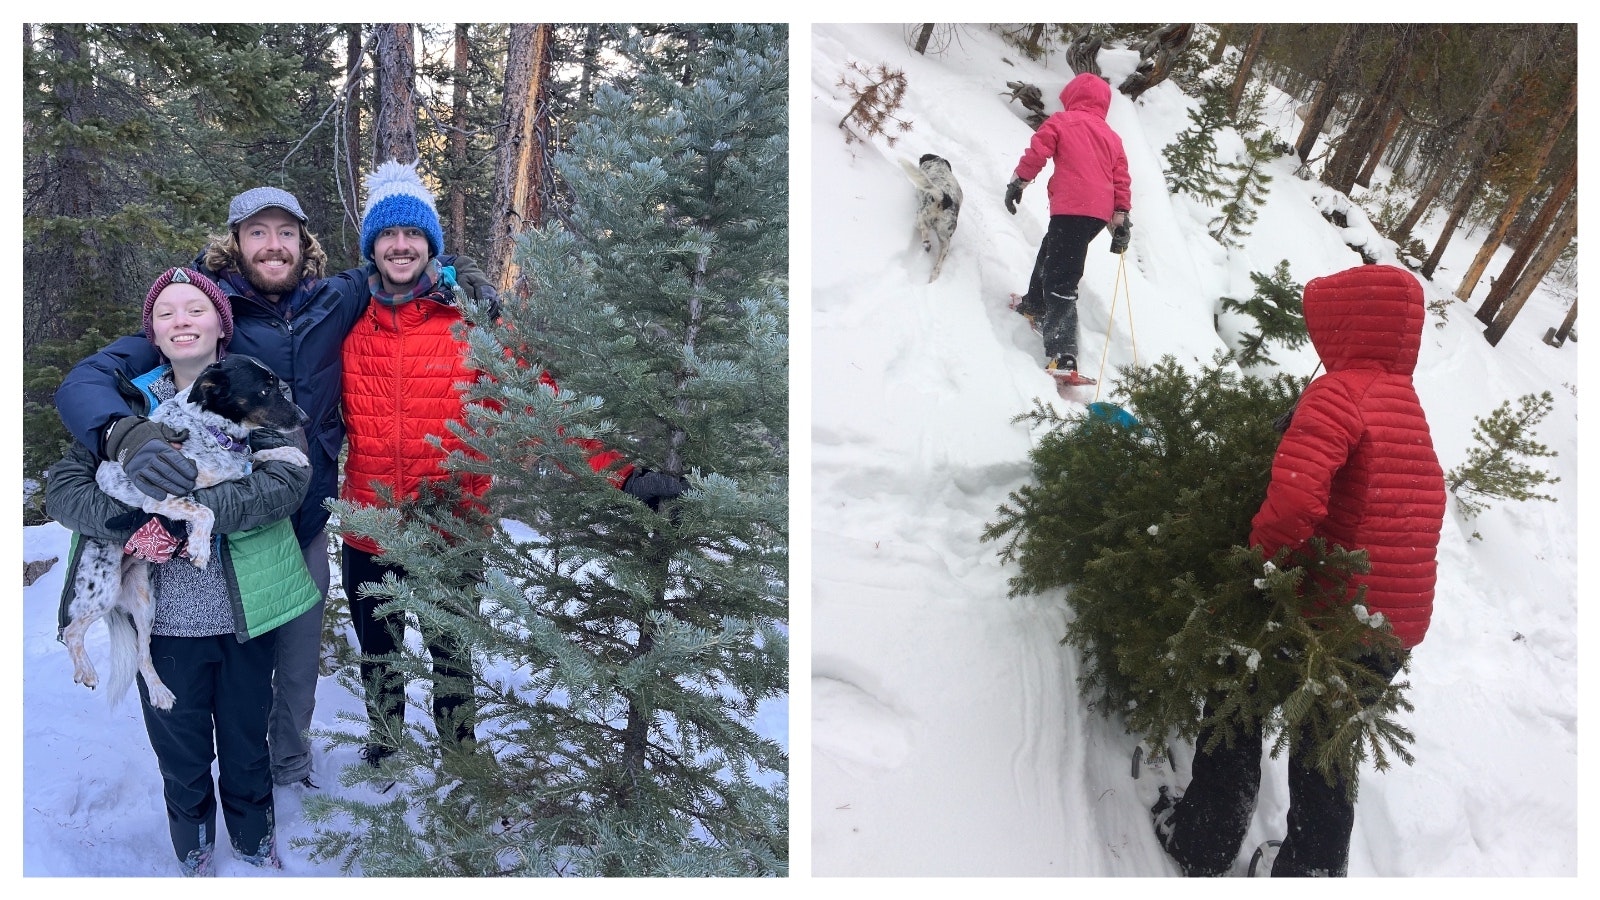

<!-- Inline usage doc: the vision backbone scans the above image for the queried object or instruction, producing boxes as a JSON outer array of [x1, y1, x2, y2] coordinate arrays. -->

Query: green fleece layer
[[222, 517, 320, 639]]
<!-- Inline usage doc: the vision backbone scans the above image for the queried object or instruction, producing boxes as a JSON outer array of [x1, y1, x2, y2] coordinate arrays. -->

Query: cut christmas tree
[[984, 355, 1414, 794]]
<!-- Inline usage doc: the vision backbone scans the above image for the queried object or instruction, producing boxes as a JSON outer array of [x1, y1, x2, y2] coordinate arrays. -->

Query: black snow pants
[[1163, 651, 1407, 877], [342, 545, 477, 751], [139, 629, 278, 869], [1019, 214, 1107, 363]]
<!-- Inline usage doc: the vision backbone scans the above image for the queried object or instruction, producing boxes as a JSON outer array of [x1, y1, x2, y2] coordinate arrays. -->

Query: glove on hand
[[449, 255, 498, 303], [105, 416, 197, 499], [123, 515, 188, 563], [623, 469, 686, 511], [1004, 178, 1028, 215], [1108, 215, 1131, 255], [249, 426, 308, 455]]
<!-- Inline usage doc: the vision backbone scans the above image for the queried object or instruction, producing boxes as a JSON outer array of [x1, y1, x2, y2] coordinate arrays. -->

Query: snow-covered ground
[[809, 24, 1578, 877]]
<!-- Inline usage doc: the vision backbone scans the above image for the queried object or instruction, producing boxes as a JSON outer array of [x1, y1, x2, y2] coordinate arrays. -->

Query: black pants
[[342, 544, 476, 749], [139, 630, 278, 866], [1164, 651, 1407, 877], [1020, 214, 1107, 361]]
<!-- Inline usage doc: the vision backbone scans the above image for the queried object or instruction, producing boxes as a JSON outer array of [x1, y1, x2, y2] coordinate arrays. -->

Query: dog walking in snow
[[901, 153, 963, 282], [61, 353, 309, 710]]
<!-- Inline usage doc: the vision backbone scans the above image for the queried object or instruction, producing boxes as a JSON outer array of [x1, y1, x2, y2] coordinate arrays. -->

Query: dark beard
[[243, 257, 301, 297]]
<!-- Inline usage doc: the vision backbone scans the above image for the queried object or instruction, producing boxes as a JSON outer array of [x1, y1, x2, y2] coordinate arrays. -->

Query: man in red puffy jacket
[[1005, 72, 1131, 383], [340, 161, 683, 769], [1153, 264, 1446, 876]]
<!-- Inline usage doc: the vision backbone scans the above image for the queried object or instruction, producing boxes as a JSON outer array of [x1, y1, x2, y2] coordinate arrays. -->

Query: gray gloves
[[450, 255, 497, 302], [1109, 212, 1131, 254], [1004, 177, 1029, 215], [103, 415, 196, 499]]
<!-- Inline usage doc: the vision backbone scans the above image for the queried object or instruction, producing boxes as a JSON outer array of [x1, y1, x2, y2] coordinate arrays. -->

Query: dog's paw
[[74, 665, 99, 689], [253, 446, 310, 467], [146, 681, 176, 710]]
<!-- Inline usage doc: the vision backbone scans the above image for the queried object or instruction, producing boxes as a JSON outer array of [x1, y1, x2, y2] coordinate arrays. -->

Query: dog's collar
[[205, 424, 251, 455]]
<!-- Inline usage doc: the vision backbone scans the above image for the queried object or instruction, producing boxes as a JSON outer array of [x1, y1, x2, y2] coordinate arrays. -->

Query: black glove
[[248, 426, 308, 455], [450, 255, 498, 303], [1109, 213, 1131, 254], [104, 415, 197, 499], [622, 469, 686, 511], [1004, 177, 1028, 215]]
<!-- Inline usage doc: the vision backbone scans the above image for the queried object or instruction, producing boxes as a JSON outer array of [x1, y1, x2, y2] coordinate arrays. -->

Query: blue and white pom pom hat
[[359, 160, 444, 262]]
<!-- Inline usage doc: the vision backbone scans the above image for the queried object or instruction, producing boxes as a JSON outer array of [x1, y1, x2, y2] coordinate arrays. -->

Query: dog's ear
[[190, 360, 230, 407]]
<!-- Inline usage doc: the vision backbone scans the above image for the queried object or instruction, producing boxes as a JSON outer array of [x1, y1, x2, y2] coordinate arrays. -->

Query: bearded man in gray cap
[[54, 185, 495, 791]]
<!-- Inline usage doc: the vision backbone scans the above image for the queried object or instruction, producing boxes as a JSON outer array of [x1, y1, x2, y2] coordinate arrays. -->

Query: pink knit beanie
[[142, 267, 234, 351]]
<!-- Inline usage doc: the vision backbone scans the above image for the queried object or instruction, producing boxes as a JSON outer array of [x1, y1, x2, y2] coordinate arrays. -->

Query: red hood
[[1058, 72, 1111, 119], [1302, 264, 1424, 376]]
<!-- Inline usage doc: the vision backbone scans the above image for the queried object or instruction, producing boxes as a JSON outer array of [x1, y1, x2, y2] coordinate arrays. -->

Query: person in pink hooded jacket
[[1152, 264, 1446, 877], [1006, 72, 1132, 382]]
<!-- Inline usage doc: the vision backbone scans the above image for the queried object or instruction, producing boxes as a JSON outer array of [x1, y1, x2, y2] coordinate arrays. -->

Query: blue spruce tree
[[309, 24, 788, 876]]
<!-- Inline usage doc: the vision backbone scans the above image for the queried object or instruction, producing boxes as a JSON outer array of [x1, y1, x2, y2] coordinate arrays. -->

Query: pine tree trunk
[[1454, 77, 1577, 300], [578, 25, 601, 110], [1420, 120, 1507, 279], [490, 23, 552, 292], [1548, 299, 1577, 345], [1226, 24, 1267, 119], [1294, 25, 1361, 163], [913, 23, 935, 54], [1209, 24, 1233, 64], [1325, 24, 1418, 194], [372, 23, 417, 165], [343, 26, 363, 258], [1393, 33, 1527, 242], [1355, 107, 1404, 187], [1475, 163, 1576, 324], [1484, 200, 1576, 346], [448, 25, 469, 252]]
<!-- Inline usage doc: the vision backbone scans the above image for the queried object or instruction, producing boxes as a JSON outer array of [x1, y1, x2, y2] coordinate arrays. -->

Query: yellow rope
[[1093, 251, 1138, 402]]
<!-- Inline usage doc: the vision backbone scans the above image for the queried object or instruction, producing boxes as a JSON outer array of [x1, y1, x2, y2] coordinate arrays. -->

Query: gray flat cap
[[227, 186, 308, 226]]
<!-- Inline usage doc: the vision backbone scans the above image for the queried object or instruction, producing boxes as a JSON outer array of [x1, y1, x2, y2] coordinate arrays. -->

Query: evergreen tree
[[983, 357, 1414, 792], [305, 24, 788, 876], [1160, 84, 1231, 200], [1447, 392, 1561, 517], [1209, 128, 1277, 248], [1219, 261, 1309, 367], [22, 24, 312, 481]]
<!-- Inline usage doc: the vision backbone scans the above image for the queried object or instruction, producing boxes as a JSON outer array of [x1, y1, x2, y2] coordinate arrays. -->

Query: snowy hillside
[[810, 24, 1577, 877]]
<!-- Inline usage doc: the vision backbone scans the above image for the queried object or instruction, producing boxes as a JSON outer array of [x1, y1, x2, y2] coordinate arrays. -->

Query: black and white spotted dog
[[63, 355, 309, 709], [901, 153, 964, 283]]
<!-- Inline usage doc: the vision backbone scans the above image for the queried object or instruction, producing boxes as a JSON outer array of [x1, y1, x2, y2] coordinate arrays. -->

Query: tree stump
[[1065, 31, 1102, 76], [1119, 23, 1194, 100], [1003, 80, 1047, 129]]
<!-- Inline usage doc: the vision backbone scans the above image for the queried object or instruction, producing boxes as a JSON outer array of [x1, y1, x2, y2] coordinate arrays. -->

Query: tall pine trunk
[[1226, 24, 1267, 120], [448, 24, 469, 249], [1484, 200, 1576, 346], [489, 23, 552, 292], [1294, 25, 1361, 164], [1392, 30, 1529, 243], [1454, 77, 1577, 300], [1475, 163, 1576, 324], [372, 23, 417, 165]]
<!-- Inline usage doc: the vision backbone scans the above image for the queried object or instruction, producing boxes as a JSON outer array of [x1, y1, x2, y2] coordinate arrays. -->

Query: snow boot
[[1009, 292, 1043, 331], [1047, 356, 1096, 387]]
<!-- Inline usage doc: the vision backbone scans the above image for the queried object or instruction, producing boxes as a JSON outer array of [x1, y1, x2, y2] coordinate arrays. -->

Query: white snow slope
[[810, 23, 1578, 878]]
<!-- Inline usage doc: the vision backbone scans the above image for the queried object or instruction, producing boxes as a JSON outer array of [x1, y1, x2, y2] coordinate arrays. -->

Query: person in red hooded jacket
[[1152, 264, 1447, 877], [1005, 71, 1132, 383], [341, 161, 684, 770]]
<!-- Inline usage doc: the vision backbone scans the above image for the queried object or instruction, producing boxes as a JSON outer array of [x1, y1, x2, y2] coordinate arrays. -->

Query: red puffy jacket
[[1249, 265, 1446, 648], [1013, 72, 1132, 220], [340, 291, 628, 555]]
